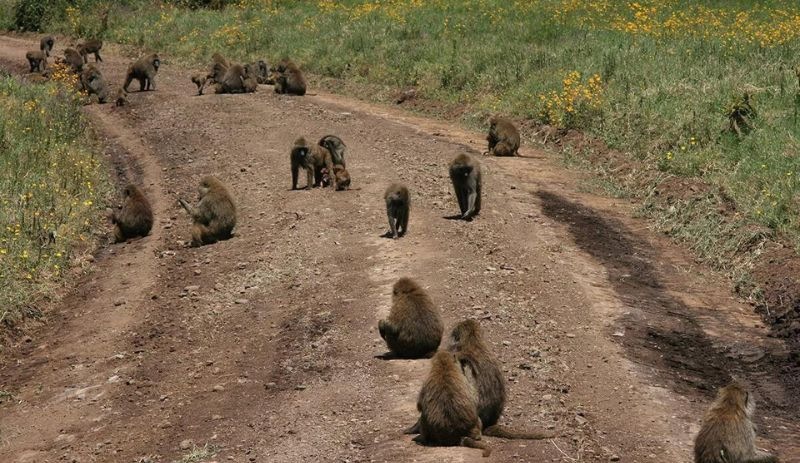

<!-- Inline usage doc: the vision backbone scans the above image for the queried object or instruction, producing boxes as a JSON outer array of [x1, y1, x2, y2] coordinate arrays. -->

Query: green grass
[[0, 77, 109, 330]]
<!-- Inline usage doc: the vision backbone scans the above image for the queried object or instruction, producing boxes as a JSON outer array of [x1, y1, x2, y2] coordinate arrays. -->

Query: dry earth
[[0, 35, 797, 463]]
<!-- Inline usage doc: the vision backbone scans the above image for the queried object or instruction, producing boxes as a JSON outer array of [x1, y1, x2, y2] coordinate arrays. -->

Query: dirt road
[[0, 35, 797, 463]]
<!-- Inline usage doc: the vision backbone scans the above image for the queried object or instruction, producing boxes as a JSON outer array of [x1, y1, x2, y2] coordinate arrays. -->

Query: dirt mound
[[755, 247, 800, 339]]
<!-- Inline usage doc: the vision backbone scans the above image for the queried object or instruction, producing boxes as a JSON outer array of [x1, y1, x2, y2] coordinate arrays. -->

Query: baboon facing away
[[378, 277, 442, 359], [77, 39, 103, 63], [124, 54, 160, 92], [384, 183, 409, 239], [63, 48, 84, 73], [318, 135, 346, 167], [215, 64, 255, 94], [273, 60, 306, 96], [449, 319, 555, 440], [406, 351, 491, 457], [111, 184, 153, 243], [178, 176, 237, 247], [694, 382, 778, 463], [40, 35, 54, 56], [449, 153, 482, 220], [26, 51, 46, 73], [80, 64, 110, 104], [290, 137, 335, 190], [485, 115, 520, 157]]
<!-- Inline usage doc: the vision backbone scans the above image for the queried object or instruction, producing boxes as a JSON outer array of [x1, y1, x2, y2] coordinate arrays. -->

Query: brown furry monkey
[[77, 39, 103, 63], [449, 153, 482, 220], [378, 277, 442, 359], [485, 115, 520, 157], [124, 53, 160, 92], [694, 382, 778, 463], [26, 51, 46, 73], [40, 35, 54, 57], [290, 137, 335, 190], [63, 48, 84, 73], [384, 183, 409, 239], [318, 135, 347, 167], [111, 184, 153, 243], [178, 176, 237, 247]]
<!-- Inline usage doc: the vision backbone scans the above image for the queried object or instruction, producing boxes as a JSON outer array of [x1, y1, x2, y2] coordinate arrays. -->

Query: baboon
[[449, 319, 556, 439], [449, 154, 482, 220], [63, 48, 84, 73], [406, 351, 491, 457], [178, 176, 237, 247], [114, 87, 128, 107], [206, 53, 229, 85], [77, 39, 103, 63], [273, 60, 306, 96], [124, 54, 160, 92], [245, 60, 269, 85], [318, 135, 346, 167], [211, 52, 230, 69], [80, 64, 110, 104], [242, 73, 258, 93], [191, 72, 207, 95], [378, 277, 442, 358], [215, 64, 252, 94], [694, 382, 778, 463], [384, 183, 409, 239], [111, 184, 153, 243], [40, 35, 54, 57], [290, 137, 336, 190], [26, 50, 47, 73], [485, 115, 520, 157], [333, 165, 350, 191]]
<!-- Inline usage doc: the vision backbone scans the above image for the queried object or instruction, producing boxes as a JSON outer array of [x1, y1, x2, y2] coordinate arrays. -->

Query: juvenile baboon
[[406, 351, 491, 457], [114, 87, 128, 107], [290, 137, 336, 190], [318, 135, 346, 167], [40, 35, 54, 57], [124, 53, 160, 92], [80, 64, 110, 104], [485, 115, 520, 157], [378, 277, 442, 358], [111, 184, 153, 243], [178, 176, 237, 247], [694, 382, 778, 463], [63, 48, 84, 73], [26, 50, 47, 73], [245, 60, 269, 85], [77, 39, 103, 63], [333, 165, 350, 191], [242, 73, 258, 93], [384, 183, 409, 239], [273, 60, 306, 96], [191, 72, 208, 95], [449, 319, 555, 439], [449, 154, 482, 220]]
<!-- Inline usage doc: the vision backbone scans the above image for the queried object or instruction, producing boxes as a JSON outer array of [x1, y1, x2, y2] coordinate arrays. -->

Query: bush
[[12, 0, 46, 31], [168, 0, 236, 10]]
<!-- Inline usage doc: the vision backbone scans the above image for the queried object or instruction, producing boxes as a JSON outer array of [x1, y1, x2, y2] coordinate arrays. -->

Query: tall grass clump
[[0, 75, 109, 329]]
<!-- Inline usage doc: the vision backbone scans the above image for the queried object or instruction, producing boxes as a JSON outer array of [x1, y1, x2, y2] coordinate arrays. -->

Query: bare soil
[[0, 35, 797, 463]]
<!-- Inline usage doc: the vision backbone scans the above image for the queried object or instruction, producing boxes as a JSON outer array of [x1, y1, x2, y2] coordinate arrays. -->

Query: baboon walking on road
[[449, 153, 482, 220], [384, 184, 409, 239]]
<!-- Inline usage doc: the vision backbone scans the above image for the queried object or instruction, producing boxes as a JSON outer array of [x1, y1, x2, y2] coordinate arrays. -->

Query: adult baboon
[[124, 53, 160, 92], [111, 184, 153, 243], [449, 153, 482, 220], [485, 115, 520, 157], [26, 51, 46, 73], [77, 39, 103, 63], [63, 48, 84, 73], [178, 176, 237, 247], [245, 60, 269, 85], [290, 137, 335, 190], [333, 165, 350, 191], [80, 64, 109, 104], [694, 382, 778, 463], [273, 60, 306, 96], [211, 52, 230, 69], [384, 183, 409, 239], [214, 64, 253, 94], [449, 319, 555, 439], [378, 277, 442, 358], [406, 351, 491, 457], [191, 72, 207, 95], [114, 87, 128, 107], [318, 135, 346, 167], [40, 35, 54, 57]]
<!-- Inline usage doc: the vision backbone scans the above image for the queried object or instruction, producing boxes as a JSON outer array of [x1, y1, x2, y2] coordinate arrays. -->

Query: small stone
[[502, 340, 511, 346], [612, 331, 625, 337], [212, 414, 223, 420], [185, 285, 200, 292], [566, 333, 576, 338], [610, 455, 620, 462], [264, 382, 277, 390], [518, 363, 532, 370], [107, 375, 121, 383], [212, 384, 224, 392], [193, 269, 201, 276], [113, 299, 126, 307], [179, 439, 193, 450], [234, 299, 249, 305], [542, 394, 553, 401], [295, 385, 307, 391]]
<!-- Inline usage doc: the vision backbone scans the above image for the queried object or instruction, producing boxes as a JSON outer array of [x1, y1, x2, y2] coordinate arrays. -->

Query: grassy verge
[[0, 71, 109, 333]]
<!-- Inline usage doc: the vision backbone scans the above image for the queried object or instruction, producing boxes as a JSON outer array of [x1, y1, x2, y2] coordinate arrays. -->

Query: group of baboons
[[24, 34, 781, 461]]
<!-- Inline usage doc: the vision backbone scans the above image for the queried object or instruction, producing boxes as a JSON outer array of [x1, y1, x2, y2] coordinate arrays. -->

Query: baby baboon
[[178, 176, 237, 247], [449, 153, 482, 220], [191, 72, 207, 95], [111, 184, 153, 243], [124, 53, 160, 92], [694, 382, 778, 463], [63, 48, 84, 73], [290, 137, 336, 190], [333, 165, 350, 191], [40, 35, 54, 57], [383, 183, 409, 239], [449, 319, 555, 440], [485, 115, 520, 157], [114, 87, 128, 107], [318, 135, 346, 167], [80, 64, 110, 104], [273, 60, 306, 96], [77, 39, 103, 63], [26, 50, 47, 73], [407, 351, 491, 457], [378, 277, 442, 358]]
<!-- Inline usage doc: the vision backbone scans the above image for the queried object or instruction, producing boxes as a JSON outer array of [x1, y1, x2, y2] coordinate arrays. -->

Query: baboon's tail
[[461, 437, 491, 457], [483, 424, 555, 440]]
